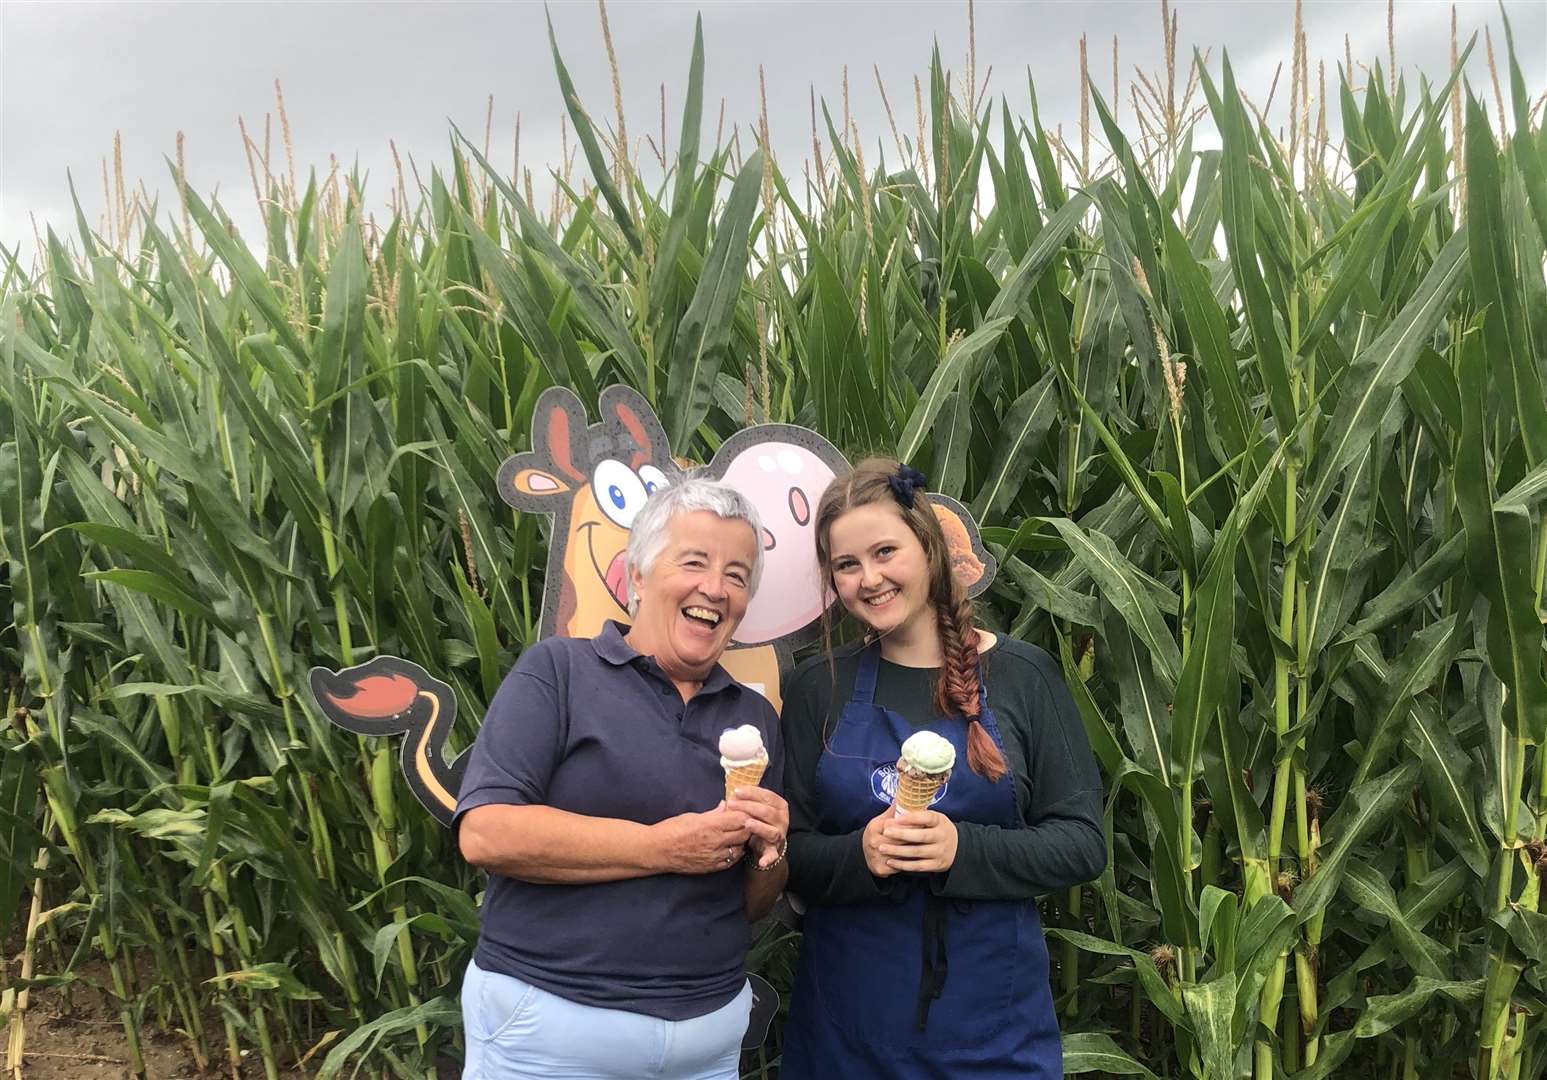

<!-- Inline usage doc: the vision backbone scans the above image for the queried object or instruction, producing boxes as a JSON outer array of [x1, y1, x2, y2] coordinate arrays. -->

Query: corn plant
[[2, 4, 1544, 1078]]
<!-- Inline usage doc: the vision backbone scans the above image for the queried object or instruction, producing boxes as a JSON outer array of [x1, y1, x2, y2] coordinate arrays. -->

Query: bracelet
[[750, 837, 788, 871]]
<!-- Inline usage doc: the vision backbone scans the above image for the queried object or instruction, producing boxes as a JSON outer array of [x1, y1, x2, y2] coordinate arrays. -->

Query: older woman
[[455, 478, 790, 1080]]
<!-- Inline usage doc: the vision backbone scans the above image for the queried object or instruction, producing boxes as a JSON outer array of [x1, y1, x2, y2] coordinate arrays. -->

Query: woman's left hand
[[878, 810, 958, 873], [727, 786, 789, 869]]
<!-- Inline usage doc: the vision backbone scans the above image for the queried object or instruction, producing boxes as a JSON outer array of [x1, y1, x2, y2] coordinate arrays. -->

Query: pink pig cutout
[[705, 426, 848, 647]]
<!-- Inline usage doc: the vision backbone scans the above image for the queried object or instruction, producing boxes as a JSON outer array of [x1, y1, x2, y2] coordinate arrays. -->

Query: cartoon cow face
[[497, 385, 684, 640]]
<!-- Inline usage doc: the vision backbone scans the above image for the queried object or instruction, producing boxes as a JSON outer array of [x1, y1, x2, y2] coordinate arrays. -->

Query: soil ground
[[4, 953, 239, 1079], [3, 968, 463, 1079], [2, 945, 458, 1079]]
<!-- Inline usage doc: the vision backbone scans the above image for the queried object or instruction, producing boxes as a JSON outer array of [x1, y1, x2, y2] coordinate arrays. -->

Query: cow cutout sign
[[308, 384, 997, 829]]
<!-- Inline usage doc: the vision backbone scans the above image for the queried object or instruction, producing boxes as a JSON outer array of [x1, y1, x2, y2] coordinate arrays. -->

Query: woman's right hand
[[861, 806, 901, 878], [650, 802, 752, 875]]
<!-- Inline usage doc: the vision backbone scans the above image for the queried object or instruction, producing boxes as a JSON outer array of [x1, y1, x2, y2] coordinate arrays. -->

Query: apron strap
[[852, 643, 882, 705], [916, 892, 949, 1031]]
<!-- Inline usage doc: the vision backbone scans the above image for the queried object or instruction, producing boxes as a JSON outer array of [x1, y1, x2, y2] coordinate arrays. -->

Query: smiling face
[[570, 458, 673, 620], [825, 501, 935, 639], [627, 510, 759, 682], [500, 386, 684, 640]]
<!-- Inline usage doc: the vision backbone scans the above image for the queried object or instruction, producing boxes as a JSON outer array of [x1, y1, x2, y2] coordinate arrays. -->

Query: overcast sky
[[3, 1, 1544, 259]]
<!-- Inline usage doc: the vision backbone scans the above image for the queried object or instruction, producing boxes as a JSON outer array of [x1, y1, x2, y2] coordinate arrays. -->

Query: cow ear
[[531, 387, 589, 477], [601, 384, 671, 464], [926, 496, 997, 598], [511, 467, 573, 497]]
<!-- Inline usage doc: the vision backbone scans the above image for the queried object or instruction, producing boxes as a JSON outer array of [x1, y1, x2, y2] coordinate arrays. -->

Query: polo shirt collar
[[591, 620, 738, 695], [592, 620, 640, 666]]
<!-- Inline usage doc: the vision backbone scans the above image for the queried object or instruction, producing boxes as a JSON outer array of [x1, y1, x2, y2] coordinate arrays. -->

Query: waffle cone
[[894, 765, 949, 815], [724, 760, 767, 801]]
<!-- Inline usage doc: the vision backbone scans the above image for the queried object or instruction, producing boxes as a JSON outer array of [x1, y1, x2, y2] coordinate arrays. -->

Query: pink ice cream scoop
[[718, 725, 767, 766], [719, 725, 769, 801]]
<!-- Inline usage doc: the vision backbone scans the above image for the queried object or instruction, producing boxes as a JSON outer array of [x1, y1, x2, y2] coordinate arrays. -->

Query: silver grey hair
[[624, 478, 766, 615]]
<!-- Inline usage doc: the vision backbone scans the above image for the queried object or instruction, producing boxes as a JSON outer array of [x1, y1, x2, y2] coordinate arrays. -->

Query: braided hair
[[814, 457, 1008, 782]]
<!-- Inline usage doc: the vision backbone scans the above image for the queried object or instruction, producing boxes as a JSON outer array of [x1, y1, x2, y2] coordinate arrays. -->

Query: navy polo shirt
[[454, 620, 783, 1020]]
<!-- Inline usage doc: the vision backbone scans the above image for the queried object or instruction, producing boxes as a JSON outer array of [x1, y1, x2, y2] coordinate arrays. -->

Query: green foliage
[[2, 16, 1545, 1080]]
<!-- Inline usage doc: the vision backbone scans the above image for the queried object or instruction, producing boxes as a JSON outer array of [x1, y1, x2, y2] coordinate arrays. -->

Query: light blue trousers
[[460, 958, 750, 1080]]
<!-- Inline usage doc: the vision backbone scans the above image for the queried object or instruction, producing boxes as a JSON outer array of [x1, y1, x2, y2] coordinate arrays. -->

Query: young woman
[[780, 457, 1106, 1078]]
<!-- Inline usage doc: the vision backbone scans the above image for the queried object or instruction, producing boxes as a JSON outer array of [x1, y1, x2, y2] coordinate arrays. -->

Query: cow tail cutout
[[307, 657, 464, 827]]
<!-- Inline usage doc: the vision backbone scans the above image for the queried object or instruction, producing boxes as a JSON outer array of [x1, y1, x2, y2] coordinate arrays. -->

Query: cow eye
[[592, 459, 649, 528], [638, 464, 671, 497]]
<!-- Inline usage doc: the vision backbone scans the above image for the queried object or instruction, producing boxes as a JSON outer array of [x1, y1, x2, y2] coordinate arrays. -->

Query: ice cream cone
[[724, 759, 768, 801], [894, 763, 949, 815], [719, 725, 770, 801]]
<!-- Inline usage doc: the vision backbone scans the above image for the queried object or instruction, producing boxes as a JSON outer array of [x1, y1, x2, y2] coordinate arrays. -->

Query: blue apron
[[781, 645, 1061, 1079]]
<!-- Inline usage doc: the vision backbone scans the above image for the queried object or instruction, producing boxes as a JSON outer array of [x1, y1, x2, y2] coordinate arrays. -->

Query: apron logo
[[870, 764, 947, 807]]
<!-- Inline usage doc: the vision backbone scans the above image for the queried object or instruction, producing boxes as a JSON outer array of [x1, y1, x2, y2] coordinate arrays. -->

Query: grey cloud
[[3, 1, 1542, 257]]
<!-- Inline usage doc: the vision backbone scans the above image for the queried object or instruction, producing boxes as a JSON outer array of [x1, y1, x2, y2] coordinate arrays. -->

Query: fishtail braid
[[933, 585, 1007, 782]]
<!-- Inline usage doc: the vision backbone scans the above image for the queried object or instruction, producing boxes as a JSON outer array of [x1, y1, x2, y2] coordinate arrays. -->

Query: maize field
[[2, 2, 1545, 1077]]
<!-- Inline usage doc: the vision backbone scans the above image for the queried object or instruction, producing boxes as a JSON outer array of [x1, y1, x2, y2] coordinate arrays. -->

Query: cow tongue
[[605, 551, 629, 611]]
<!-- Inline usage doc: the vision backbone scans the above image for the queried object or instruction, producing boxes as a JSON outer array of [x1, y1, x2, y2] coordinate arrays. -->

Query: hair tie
[[887, 465, 929, 509]]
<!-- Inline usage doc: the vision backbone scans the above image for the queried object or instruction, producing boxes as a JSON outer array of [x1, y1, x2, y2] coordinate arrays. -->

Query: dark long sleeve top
[[782, 634, 1106, 906]]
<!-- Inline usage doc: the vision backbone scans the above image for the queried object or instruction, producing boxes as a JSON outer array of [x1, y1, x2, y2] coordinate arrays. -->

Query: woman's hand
[[650, 803, 752, 875], [727, 786, 789, 869], [876, 809, 959, 873], [861, 806, 902, 877]]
